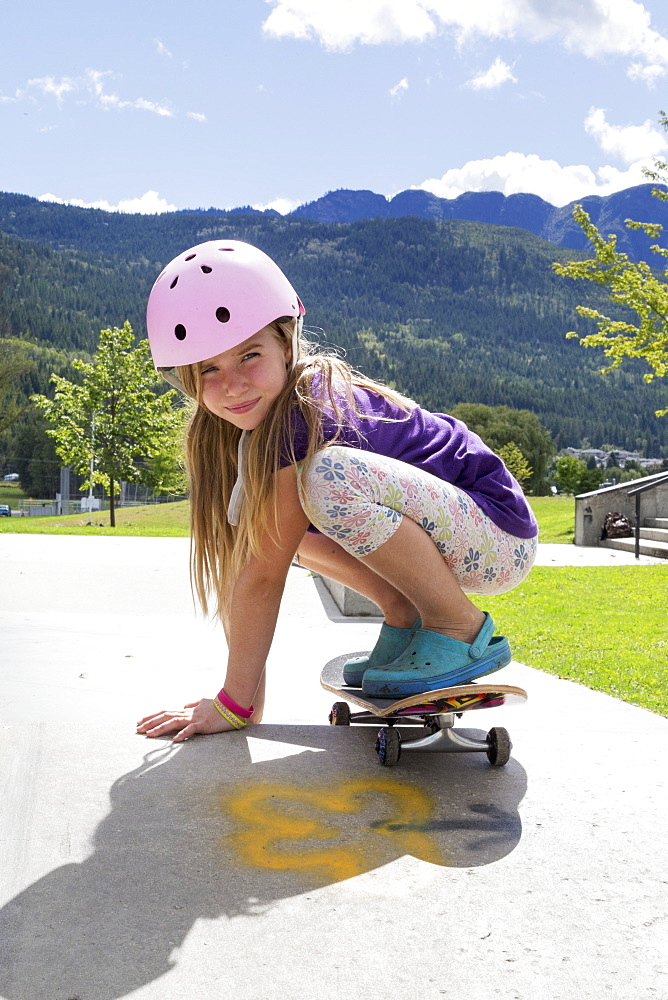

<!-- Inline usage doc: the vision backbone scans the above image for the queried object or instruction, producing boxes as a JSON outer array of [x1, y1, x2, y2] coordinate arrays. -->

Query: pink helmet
[[146, 239, 305, 371]]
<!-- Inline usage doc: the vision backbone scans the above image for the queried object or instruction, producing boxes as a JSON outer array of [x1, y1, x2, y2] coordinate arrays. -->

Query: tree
[[554, 456, 584, 494], [32, 322, 183, 526], [451, 403, 554, 494], [553, 112, 668, 417], [497, 442, 532, 491], [554, 455, 604, 494], [0, 339, 35, 434], [579, 465, 606, 493]]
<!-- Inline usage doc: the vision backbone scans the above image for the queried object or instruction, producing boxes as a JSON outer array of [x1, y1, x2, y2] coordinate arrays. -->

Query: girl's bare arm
[[136, 464, 309, 741]]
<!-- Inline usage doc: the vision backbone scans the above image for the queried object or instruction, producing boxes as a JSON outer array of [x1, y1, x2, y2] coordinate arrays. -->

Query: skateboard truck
[[331, 704, 511, 767]]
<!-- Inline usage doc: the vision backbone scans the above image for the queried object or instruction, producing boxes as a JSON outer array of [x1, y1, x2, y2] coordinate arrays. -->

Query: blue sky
[[2, 0, 668, 213]]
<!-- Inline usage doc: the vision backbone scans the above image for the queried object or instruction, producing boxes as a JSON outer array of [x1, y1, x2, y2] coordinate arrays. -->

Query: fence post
[[59, 467, 71, 515]]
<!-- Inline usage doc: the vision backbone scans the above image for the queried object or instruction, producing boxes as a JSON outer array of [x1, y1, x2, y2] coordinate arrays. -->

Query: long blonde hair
[[179, 321, 412, 623]]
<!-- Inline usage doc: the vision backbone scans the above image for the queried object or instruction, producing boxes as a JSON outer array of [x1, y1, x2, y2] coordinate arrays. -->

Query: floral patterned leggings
[[298, 446, 537, 596]]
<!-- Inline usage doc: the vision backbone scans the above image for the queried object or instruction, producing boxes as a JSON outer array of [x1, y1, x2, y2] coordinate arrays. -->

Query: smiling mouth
[[225, 398, 260, 415]]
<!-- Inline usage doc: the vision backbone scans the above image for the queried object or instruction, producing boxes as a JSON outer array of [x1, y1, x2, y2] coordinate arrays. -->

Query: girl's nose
[[223, 370, 247, 397]]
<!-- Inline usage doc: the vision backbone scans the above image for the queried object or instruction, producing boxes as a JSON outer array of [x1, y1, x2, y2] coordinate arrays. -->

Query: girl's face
[[198, 325, 291, 430]]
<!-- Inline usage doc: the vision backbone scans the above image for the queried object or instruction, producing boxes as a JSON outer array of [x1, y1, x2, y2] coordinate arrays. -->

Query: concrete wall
[[319, 576, 382, 617], [574, 472, 668, 546]]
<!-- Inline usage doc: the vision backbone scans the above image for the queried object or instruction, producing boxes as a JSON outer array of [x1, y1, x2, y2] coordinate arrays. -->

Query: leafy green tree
[[554, 456, 586, 494], [554, 113, 668, 417], [578, 465, 606, 493], [554, 455, 604, 494], [554, 203, 668, 416], [137, 417, 189, 495], [451, 403, 554, 493], [497, 442, 532, 491], [32, 322, 182, 526]]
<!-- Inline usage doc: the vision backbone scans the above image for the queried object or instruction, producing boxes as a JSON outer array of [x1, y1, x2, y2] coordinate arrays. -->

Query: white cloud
[[187, 111, 207, 122], [262, 0, 668, 81], [416, 150, 655, 207], [627, 61, 666, 85], [27, 75, 77, 103], [85, 69, 174, 117], [38, 190, 178, 214], [14, 69, 174, 117], [251, 197, 300, 215], [389, 76, 409, 96], [155, 39, 173, 58], [585, 107, 668, 164], [263, 0, 436, 49], [466, 56, 516, 90]]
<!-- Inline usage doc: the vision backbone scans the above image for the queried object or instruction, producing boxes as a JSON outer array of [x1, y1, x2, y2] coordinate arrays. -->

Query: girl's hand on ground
[[136, 699, 235, 742]]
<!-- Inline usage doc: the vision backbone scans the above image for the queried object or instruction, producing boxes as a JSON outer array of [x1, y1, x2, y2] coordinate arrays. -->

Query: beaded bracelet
[[216, 687, 254, 719], [212, 697, 247, 730]]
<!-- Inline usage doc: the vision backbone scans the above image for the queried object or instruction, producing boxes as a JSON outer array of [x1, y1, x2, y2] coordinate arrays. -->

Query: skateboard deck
[[321, 653, 527, 767], [321, 655, 527, 718]]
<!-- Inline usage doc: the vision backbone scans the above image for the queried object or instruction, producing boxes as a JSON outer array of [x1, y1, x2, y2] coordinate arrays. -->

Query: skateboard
[[321, 654, 527, 767]]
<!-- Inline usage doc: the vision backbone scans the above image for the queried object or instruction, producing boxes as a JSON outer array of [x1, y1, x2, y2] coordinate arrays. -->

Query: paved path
[[1, 535, 666, 1000], [533, 542, 664, 566]]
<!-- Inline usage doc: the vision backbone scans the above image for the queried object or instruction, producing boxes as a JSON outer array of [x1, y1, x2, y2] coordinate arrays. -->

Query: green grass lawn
[[472, 566, 668, 717], [0, 481, 28, 508], [528, 495, 574, 543], [0, 492, 574, 540], [0, 500, 190, 536]]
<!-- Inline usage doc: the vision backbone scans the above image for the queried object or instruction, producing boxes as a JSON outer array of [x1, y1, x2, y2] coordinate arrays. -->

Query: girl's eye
[[241, 351, 260, 363], [200, 366, 216, 376]]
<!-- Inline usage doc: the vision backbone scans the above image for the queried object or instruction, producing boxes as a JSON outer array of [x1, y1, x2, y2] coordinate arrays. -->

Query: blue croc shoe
[[342, 618, 421, 687], [361, 612, 511, 698]]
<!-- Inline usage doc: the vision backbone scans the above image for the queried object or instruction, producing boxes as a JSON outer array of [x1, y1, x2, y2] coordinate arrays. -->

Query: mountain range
[[1, 186, 667, 484], [226, 183, 668, 266]]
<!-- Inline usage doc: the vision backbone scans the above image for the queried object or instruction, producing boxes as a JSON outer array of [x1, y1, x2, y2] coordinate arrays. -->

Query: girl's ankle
[[383, 612, 420, 631], [421, 609, 486, 645]]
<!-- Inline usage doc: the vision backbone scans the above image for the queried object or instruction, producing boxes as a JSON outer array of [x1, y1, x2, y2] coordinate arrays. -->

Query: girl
[[137, 240, 538, 743]]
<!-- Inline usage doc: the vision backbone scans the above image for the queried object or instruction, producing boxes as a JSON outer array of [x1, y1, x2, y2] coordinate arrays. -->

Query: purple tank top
[[285, 380, 538, 540]]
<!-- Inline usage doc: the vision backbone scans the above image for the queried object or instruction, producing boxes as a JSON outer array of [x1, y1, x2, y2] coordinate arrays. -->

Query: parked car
[[0, 504, 11, 517]]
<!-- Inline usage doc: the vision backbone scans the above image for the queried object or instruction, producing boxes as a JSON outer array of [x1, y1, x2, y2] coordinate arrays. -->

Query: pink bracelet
[[216, 687, 254, 719]]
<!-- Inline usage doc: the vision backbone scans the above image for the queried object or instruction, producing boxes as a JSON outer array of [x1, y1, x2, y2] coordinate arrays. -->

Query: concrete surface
[[1, 534, 667, 1000]]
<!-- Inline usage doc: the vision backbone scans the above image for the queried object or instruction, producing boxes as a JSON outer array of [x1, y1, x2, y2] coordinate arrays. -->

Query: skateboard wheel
[[329, 701, 351, 726], [375, 727, 401, 766], [486, 726, 511, 766]]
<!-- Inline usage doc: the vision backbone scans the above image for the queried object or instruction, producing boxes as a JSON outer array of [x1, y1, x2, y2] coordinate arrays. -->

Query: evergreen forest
[[1, 191, 667, 493]]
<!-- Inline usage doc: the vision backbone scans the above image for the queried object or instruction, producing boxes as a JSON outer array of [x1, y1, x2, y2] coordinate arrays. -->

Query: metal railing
[[626, 472, 668, 559]]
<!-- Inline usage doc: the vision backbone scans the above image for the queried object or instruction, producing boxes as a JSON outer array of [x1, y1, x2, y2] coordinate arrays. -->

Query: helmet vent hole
[[201, 265, 212, 274], [185, 254, 196, 261], [218, 248, 234, 252], [216, 307, 231, 323], [170, 276, 179, 289], [175, 324, 187, 341]]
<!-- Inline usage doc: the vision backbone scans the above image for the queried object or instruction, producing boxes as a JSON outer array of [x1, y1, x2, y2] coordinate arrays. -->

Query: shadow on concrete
[[0, 725, 526, 1000]]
